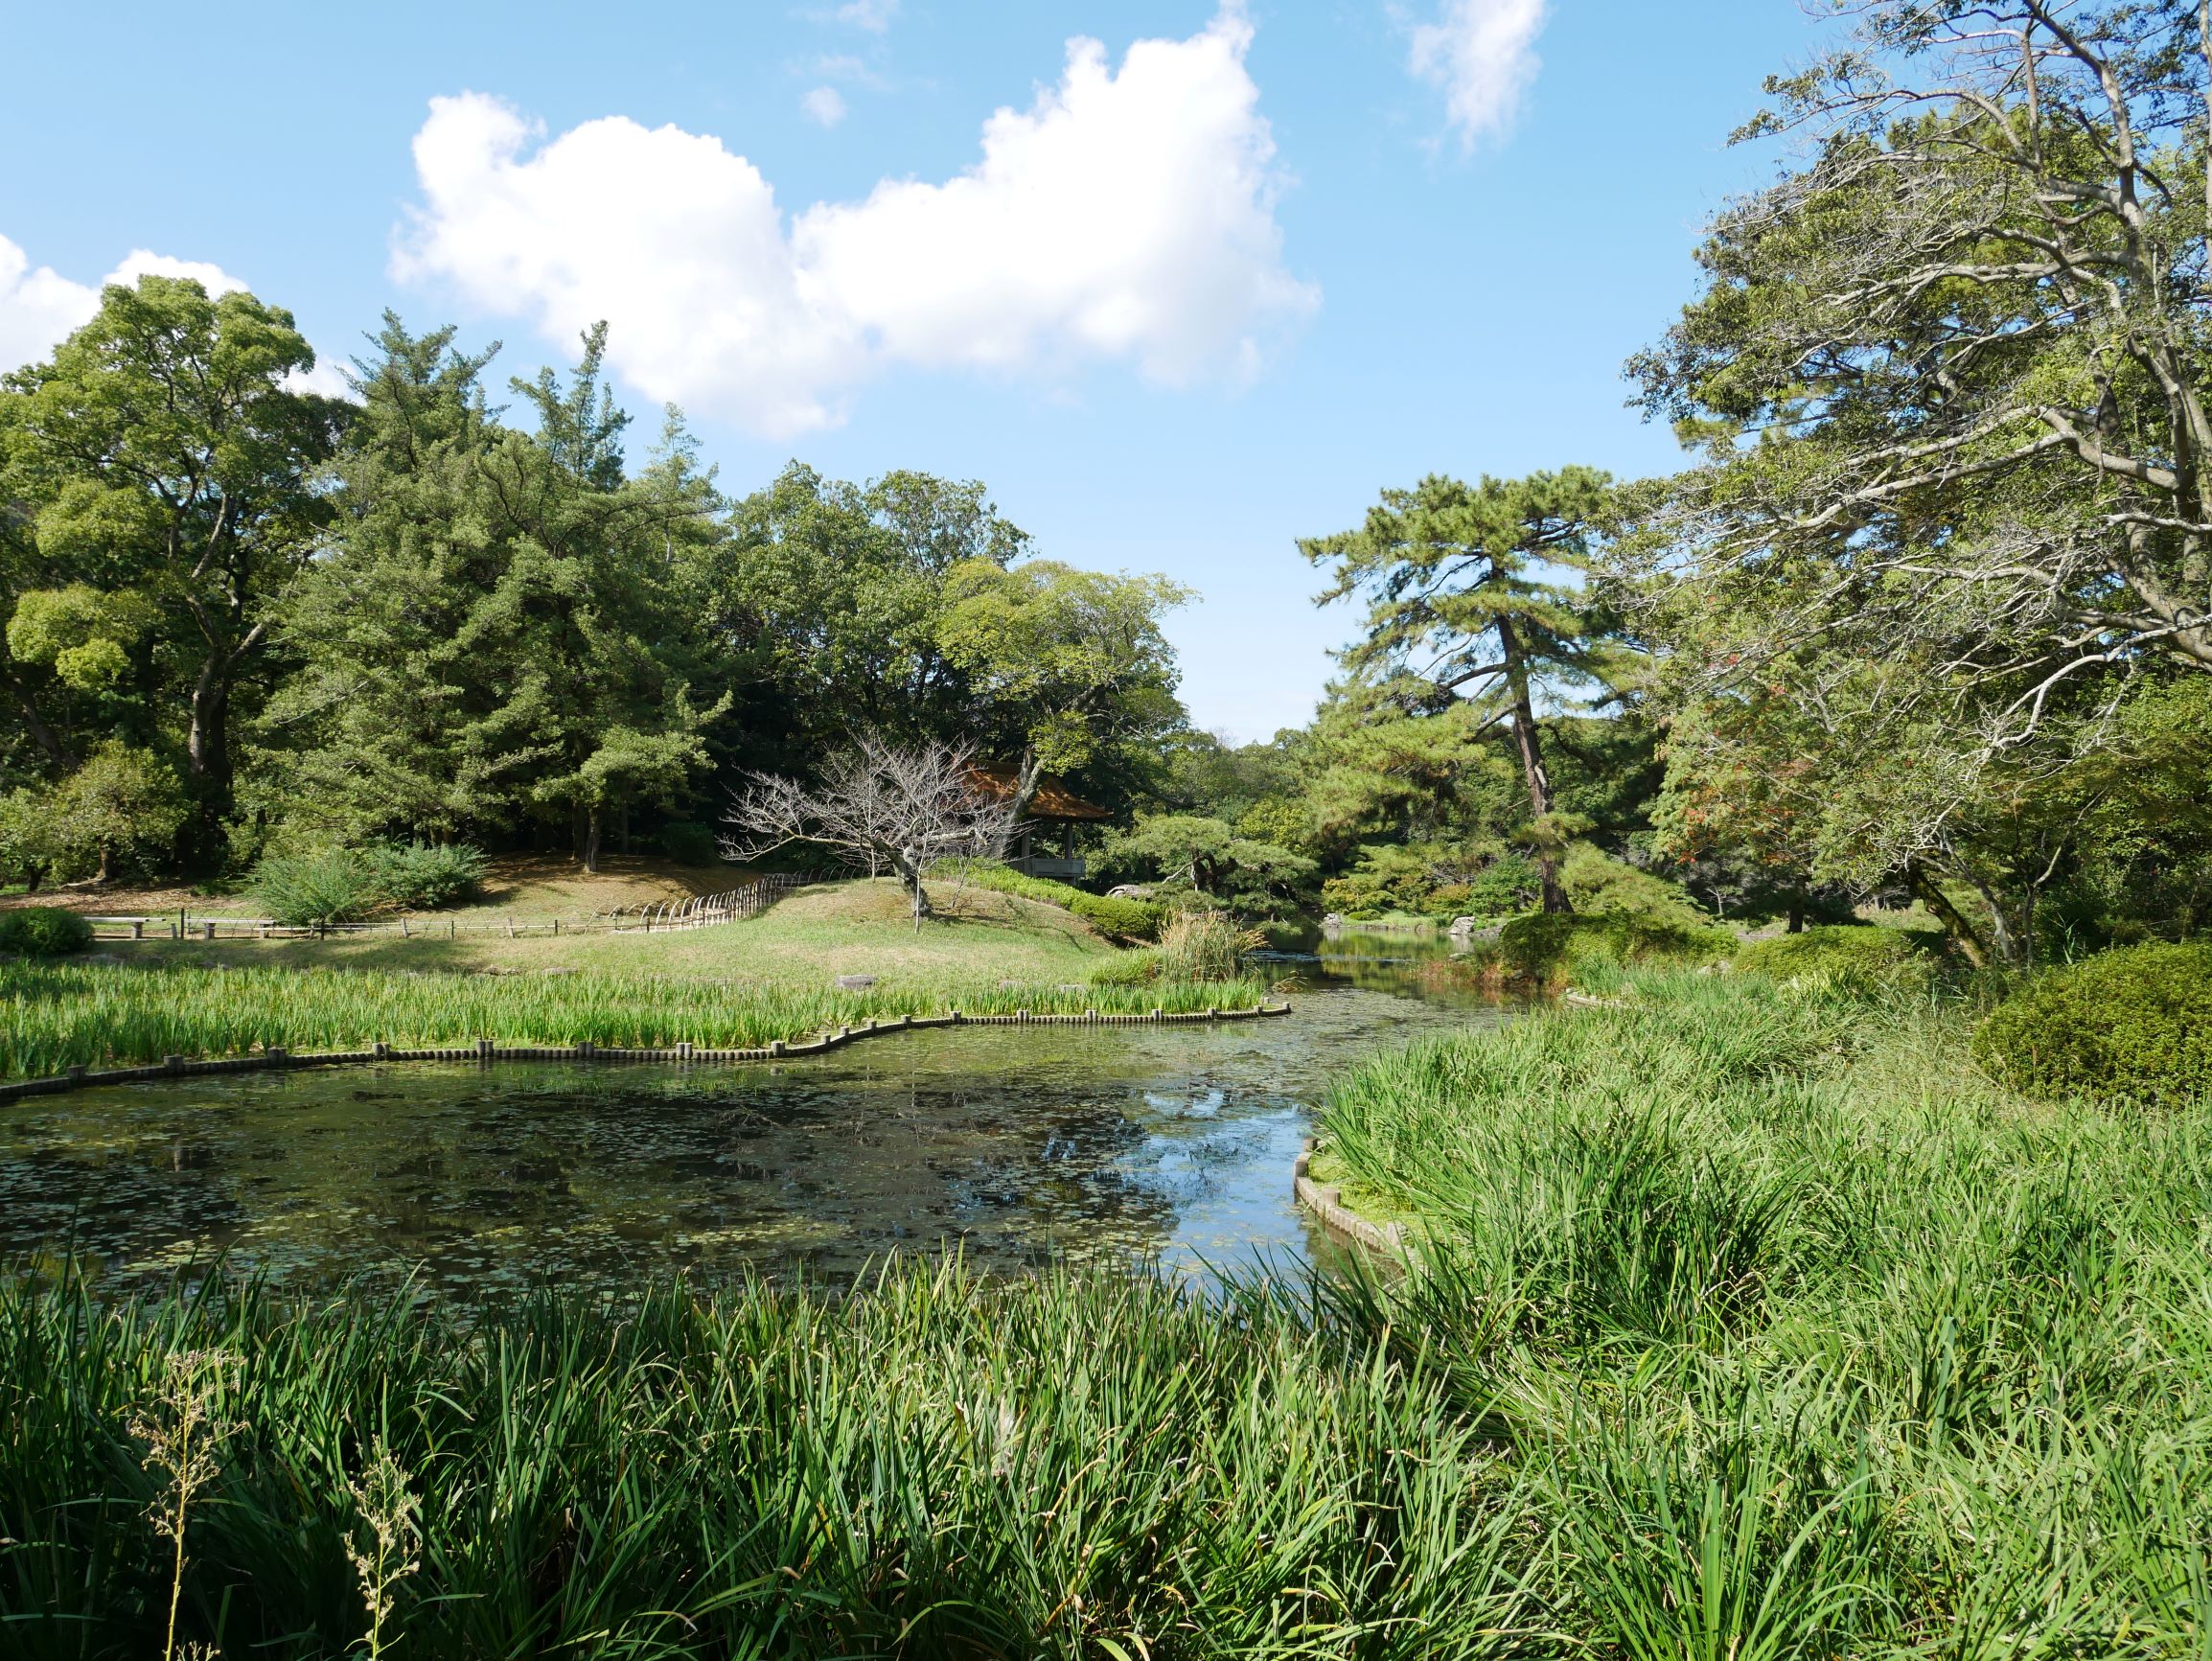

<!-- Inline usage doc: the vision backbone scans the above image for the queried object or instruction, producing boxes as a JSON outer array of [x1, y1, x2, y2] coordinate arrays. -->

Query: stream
[[0, 936, 1504, 1298]]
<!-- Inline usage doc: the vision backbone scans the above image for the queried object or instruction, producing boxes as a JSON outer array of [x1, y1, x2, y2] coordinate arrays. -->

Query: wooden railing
[[609, 872, 806, 933]]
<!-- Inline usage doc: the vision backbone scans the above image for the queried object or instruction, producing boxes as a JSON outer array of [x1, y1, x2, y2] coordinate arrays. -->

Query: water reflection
[[0, 957, 1504, 1299]]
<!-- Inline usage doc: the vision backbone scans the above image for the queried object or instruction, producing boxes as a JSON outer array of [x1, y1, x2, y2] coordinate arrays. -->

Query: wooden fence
[[85, 873, 808, 944]]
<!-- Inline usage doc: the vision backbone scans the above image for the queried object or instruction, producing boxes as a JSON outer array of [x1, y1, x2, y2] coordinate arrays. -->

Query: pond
[[0, 946, 1506, 1299]]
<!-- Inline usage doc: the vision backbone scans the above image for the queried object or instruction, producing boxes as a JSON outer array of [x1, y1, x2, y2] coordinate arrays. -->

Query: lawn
[[0, 851, 737, 924]]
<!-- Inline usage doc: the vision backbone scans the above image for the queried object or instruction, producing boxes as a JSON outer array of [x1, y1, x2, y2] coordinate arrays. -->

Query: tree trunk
[[1907, 865, 1989, 969], [583, 807, 603, 875], [1496, 618, 1568, 913], [1009, 748, 1045, 821], [97, 841, 114, 885], [184, 664, 234, 869], [897, 850, 932, 932], [1970, 877, 2035, 971], [8, 680, 77, 772], [1786, 897, 1806, 934]]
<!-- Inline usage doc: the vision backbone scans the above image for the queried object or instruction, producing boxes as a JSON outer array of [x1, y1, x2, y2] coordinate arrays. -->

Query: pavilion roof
[[966, 763, 1114, 821]]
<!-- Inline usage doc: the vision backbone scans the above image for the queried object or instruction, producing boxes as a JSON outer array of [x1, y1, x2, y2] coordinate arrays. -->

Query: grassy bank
[[131, 878, 1125, 985], [0, 960, 1270, 1078], [1316, 971, 2212, 1652], [0, 877, 1279, 1077]]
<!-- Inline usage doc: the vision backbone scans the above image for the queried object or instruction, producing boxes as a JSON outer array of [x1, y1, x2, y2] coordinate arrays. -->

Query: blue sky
[[0, 1, 1838, 741]]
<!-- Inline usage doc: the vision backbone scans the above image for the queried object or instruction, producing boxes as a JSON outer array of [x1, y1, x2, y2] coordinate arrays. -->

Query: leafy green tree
[[0, 276, 344, 853], [1095, 814, 1315, 915], [1301, 470, 1619, 911], [41, 742, 191, 883], [272, 320, 727, 867], [936, 560, 1190, 817], [1624, 1, 2212, 931], [711, 464, 1030, 762]]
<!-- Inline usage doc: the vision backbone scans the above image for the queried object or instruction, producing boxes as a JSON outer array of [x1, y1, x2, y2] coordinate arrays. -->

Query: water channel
[[0, 936, 1503, 1299]]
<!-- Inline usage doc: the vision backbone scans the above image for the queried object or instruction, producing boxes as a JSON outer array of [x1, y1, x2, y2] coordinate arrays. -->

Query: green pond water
[[0, 942, 1504, 1298]]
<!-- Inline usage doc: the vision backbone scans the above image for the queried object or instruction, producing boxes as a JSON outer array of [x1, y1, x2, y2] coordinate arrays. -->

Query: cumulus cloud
[[392, 6, 1317, 437], [834, 0, 897, 32], [1408, 0, 1546, 150], [0, 236, 246, 372], [801, 85, 848, 127]]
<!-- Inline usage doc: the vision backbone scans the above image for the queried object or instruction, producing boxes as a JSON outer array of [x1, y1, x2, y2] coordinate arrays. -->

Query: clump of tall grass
[[1156, 910, 1264, 980], [0, 1261, 1534, 1658], [1317, 967, 2212, 1652], [249, 842, 488, 927], [0, 960, 1274, 1077]]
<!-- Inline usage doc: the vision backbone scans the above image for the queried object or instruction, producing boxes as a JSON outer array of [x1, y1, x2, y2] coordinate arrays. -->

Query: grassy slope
[[0, 852, 736, 921], [123, 878, 1116, 986]]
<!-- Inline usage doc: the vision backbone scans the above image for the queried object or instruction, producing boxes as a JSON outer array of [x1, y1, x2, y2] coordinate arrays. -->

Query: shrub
[[0, 907, 92, 957], [1321, 843, 1532, 922], [249, 849, 384, 928], [370, 842, 486, 910], [1560, 844, 1714, 931], [661, 821, 720, 866], [1068, 892, 1161, 943], [1500, 911, 1735, 986], [956, 863, 1163, 941], [1972, 940, 2212, 1105], [1738, 925, 1936, 994]]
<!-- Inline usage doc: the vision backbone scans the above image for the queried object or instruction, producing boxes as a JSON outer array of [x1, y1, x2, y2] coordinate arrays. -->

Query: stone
[[834, 973, 878, 991]]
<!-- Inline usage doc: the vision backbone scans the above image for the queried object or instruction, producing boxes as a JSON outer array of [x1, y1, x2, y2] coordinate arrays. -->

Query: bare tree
[[721, 734, 1015, 931]]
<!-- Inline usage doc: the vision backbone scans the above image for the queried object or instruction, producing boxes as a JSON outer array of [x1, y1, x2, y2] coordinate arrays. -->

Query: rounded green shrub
[[1738, 925, 1935, 993], [1500, 911, 1735, 985], [1068, 892, 1162, 943], [1972, 940, 2212, 1105], [370, 842, 487, 910], [0, 906, 93, 957]]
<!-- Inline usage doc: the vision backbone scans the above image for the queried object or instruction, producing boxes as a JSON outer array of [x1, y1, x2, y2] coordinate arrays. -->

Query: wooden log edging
[[1293, 1137, 1407, 1258], [0, 1002, 1295, 1103]]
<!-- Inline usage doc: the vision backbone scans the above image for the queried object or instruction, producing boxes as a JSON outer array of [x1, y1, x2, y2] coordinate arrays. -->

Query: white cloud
[[1408, 0, 1546, 150], [834, 0, 897, 32], [802, 85, 848, 127], [0, 236, 247, 373], [392, 6, 1317, 437]]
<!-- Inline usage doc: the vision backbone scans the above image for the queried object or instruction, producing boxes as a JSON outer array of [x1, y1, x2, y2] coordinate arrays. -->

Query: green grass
[[1314, 969, 2212, 1653], [151, 877, 1128, 986], [0, 1262, 1532, 1659], [0, 959, 1272, 1077]]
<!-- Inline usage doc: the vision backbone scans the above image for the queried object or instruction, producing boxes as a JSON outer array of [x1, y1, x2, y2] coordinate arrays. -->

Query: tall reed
[[1318, 970, 2212, 1653], [0, 962, 1271, 1078], [0, 1262, 1535, 1659]]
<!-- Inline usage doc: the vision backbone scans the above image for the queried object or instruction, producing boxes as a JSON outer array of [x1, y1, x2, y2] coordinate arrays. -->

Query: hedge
[[1972, 940, 2212, 1105]]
